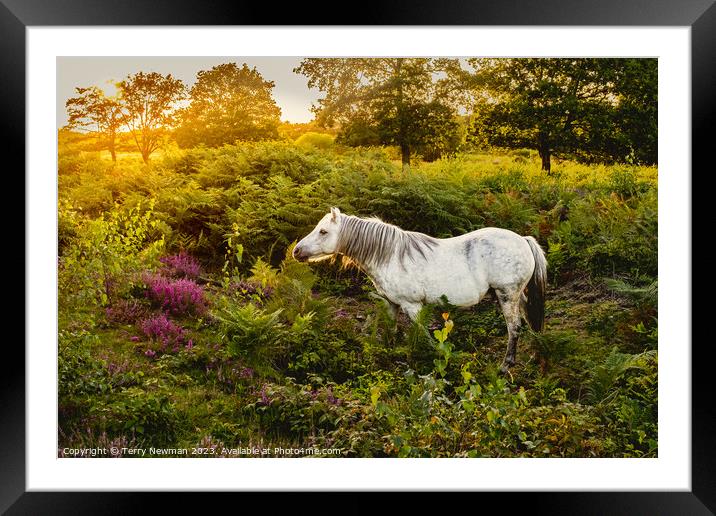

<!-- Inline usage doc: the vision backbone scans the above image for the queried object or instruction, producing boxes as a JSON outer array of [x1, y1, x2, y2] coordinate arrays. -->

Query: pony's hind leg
[[495, 288, 523, 373]]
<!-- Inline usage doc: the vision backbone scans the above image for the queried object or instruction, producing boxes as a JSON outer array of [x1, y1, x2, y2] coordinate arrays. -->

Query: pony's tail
[[524, 236, 547, 332]]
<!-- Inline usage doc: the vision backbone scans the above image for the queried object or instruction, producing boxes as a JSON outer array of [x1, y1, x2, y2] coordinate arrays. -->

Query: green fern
[[604, 278, 657, 308], [249, 257, 279, 288], [527, 330, 580, 371], [212, 303, 285, 376], [585, 347, 657, 404]]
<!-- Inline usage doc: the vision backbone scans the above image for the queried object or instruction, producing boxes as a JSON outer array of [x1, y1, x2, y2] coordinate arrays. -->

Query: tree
[[118, 72, 186, 164], [65, 86, 124, 162], [465, 58, 650, 172], [294, 58, 460, 172], [611, 59, 657, 165], [175, 63, 282, 148]]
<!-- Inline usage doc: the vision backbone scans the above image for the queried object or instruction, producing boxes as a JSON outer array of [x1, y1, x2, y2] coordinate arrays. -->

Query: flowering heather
[[105, 299, 151, 325], [159, 252, 202, 280], [259, 385, 271, 405], [106, 359, 131, 377], [309, 387, 341, 405], [325, 387, 341, 406], [139, 314, 188, 353], [195, 435, 230, 457], [209, 359, 252, 390], [58, 431, 135, 458], [239, 367, 254, 379], [144, 273, 207, 316]]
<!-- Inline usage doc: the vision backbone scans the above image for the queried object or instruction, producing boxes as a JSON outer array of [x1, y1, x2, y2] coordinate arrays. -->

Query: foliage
[[58, 141, 658, 458], [229, 280, 274, 305], [547, 190, 657, 279], [59, 199, 165, 307], [139, 314, 192, 354], [105, 298, 152, 325], [59, 329, 168, 445], [90, 387, 178, 445], [59, 329, 112, 402], [59, 56, 658, 457], [294, 132, 335, 150], [159, 252, 202, 279], [295, 58, 463, 168], [65, 86, 124, 161], [144, 274, 207, 316], [176, 63, 281, 148], [213, 302, 285, 376], [278, 121, 339, 141], [465, 58, 657, 170], [118, 71, 187, 163], [604, 278, 658, 309]]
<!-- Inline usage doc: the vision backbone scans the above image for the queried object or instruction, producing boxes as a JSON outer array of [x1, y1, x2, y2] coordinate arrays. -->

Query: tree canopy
[[175, 63, 282, 148], [295, 58, 462, 170], [118, 71, 186, 164], [464, 58, 657, 171], [62, 58, 657, 171], [65, 86, 124, 162]]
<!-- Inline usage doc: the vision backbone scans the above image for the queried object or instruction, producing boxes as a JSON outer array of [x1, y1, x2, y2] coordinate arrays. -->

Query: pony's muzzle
[[292, 245, 308, 262]]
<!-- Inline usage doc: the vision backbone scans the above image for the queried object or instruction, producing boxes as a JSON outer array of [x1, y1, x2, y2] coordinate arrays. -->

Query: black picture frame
[[7, 0, 709, 512]]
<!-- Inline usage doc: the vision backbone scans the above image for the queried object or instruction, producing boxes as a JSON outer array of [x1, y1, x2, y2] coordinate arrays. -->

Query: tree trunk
[[140, 135, 151, 164], [538, 146, 551, 173], [108, 133, 117, 162], [401, 143, 411, 173], [537, 132, 551, 173]]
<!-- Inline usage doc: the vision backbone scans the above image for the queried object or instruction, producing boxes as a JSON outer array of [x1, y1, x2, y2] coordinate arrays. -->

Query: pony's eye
[[319, 229, 328, 235]]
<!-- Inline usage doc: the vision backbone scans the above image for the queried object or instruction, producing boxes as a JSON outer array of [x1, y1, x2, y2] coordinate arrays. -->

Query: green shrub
[[90, 387, 178, 446], [59, 200, 165, 307], [213, 303, 285, 373], [294, 132, 335, 150], [548, 190, 657, 279], [608, 167, 652, 198], [527, 330, 581, 373], [58, 329, 110, 401], [587, 348, 658, 456]]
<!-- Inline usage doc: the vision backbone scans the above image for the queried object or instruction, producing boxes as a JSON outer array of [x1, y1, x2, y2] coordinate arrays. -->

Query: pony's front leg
[[369, 292, 400, 323], [400, 302, 423, 322]]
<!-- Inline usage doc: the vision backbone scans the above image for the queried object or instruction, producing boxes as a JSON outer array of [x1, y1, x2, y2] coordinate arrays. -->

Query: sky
[[57, 57, 322, 128]]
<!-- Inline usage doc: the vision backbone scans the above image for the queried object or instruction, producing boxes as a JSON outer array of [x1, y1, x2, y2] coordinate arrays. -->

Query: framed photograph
[[10, 0, 709, 512]]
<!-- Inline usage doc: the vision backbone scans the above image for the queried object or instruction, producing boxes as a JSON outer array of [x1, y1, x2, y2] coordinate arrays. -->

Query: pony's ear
[[330, 207, 341, 222]]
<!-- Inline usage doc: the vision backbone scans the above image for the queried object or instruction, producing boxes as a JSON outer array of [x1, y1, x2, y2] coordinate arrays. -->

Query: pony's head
[[293, 207, 343, 262]]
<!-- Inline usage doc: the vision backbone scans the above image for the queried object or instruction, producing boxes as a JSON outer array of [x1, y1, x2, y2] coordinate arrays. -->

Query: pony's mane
[[336, 215, 438, 269]]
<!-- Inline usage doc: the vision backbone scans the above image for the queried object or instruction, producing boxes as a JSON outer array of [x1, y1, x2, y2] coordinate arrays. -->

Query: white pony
[[294, 207, 547, 372]]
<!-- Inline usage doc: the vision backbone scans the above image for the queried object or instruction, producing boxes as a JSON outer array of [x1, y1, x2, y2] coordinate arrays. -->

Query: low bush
[[139, 314, 192, 354], [159, 252, 202, 279], [294, 132, 335, 150], [105, 299, 152, 325], [144, 274, 207, 316]]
